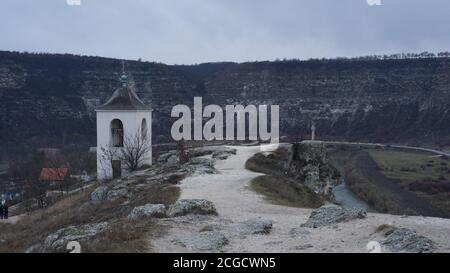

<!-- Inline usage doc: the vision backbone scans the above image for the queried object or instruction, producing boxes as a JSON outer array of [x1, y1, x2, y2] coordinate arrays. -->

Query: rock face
[[167, 199, 218, 217], [174, 231, 228, 251], [128, 204, 166, 220], [90, 185, 131, 205], [383, 228, 435, 253], [2, 51, 450, 150], [239, 219, 273, 235], [44, 222, 109, 251], [301, 205, 366, 228], [287, 143, 341, 199]]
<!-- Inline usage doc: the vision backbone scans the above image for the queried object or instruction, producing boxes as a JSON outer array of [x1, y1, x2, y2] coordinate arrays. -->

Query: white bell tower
[[96, 63, 152, 181]]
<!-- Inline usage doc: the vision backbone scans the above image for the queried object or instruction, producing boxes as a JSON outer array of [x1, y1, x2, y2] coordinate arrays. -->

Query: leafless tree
[[120, 129, 152, 171], [98, 127, 151, 178]]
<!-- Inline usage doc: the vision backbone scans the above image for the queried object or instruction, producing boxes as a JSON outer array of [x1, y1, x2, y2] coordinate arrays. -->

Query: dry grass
[[368, 150, 450, 182], [0, 180, 180, 253], [245, 147, 327, 208], [245, 148, 289, 176], [249, 175, 323, 208]]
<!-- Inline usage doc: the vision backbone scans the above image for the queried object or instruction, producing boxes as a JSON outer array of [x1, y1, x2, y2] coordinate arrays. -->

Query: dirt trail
[[150, 146, 450, 253]]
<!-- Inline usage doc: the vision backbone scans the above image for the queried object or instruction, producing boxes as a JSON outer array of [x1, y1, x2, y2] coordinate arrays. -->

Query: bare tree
[[98, 127, 151, 179], [120, 129, 152, 171]]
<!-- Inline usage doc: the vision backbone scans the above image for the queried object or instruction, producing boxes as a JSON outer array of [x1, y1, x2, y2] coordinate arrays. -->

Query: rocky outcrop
[[173, 231, 228, 251], [44, 222, 109, 251], [238, 219, 273, 235], [90, 184, 131, 205], [128, 204, 166, 220], [301, 205, 366, 228], [382, 228, 435, 253], [167, 199, 218, 217], [90, 186, 108, 205], [106, 188, 130, 201], [246, 143, 341, 202], [287, 143, 341, 199], [157, 146, 232, 174]]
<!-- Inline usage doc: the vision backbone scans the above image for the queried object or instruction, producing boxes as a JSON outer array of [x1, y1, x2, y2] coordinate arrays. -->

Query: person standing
[[0, 200, 4, 220], [2, 200, 8, 219]]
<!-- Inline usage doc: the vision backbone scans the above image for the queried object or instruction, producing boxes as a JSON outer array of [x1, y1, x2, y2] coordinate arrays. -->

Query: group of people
[[0, 200, 8, 220]]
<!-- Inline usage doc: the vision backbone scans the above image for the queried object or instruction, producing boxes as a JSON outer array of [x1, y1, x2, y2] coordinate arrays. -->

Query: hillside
[[1, 51, 450, 153], [3, 144, 448, 253]]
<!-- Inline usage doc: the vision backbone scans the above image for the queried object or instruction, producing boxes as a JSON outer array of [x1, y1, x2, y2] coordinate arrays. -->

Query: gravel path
[[150, 145, 450, 253]]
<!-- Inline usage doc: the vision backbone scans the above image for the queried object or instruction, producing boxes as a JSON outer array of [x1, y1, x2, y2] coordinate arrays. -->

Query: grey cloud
[[0, 0, 449, 64]]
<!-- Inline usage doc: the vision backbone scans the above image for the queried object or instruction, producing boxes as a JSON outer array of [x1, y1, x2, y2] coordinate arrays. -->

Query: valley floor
[[150, 146, 450, 253]]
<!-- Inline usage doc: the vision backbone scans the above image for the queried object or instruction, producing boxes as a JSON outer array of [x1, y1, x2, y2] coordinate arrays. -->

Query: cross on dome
[[120, 60, 128, 87]]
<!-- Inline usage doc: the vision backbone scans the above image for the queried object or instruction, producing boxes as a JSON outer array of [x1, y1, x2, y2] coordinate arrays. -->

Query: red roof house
[[39, 168, 69, 182]]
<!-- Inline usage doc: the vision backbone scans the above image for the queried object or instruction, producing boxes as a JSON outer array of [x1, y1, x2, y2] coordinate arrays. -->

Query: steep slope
[[1, 51, 450, 152]]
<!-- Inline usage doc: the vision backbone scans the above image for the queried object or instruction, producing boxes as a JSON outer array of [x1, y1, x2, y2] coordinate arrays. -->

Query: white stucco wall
[[96, 110, 152, 181]]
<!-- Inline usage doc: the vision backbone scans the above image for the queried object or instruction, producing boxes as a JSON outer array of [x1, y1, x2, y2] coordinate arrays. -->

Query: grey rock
[[301, 205, 366, 228], [128, 204, 166, 220], [383, 228, 435, 253], [106, 188, 129, 201], [239, 219, 273, 235], [287, 143, 341, 199], [185, 157, 217, 174], [167, 199, 218, 217], [44, 222, 109, 251], [189, 146, 235, 157], [289, 227, 311, 237], [174, 231, 228, 251], [90, 186, 108, 205]]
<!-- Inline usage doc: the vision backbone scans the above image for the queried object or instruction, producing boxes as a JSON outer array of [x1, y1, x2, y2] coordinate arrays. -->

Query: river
[[332, 182, 375, 212]]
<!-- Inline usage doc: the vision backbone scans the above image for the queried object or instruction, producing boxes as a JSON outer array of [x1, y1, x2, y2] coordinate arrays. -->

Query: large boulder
[[174, 231, 228, 251], [239, 219, 273, 235], [301, 205, 366, 228], [167, 199, 218, 217], [90, 186, 108, 205], [44, 222, 109, 251], [128, 204, 166, 220], [382, 228, 435, 253], [287, 143, 341, 199], [186, 157, 217, 174], [106, 188, 129, 201]]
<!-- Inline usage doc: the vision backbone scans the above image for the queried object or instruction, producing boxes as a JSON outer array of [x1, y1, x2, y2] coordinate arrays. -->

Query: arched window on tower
[[111, 119, 124, 147], [141, 118, 148, 140]]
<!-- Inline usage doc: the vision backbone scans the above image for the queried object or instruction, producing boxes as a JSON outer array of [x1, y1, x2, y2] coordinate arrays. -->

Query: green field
[[327, 144, 450, 217], [368, 150, 450, 184]]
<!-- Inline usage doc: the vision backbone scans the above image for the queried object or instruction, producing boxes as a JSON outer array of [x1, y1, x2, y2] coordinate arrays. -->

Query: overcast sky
[[1, 0, 449, 64]]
